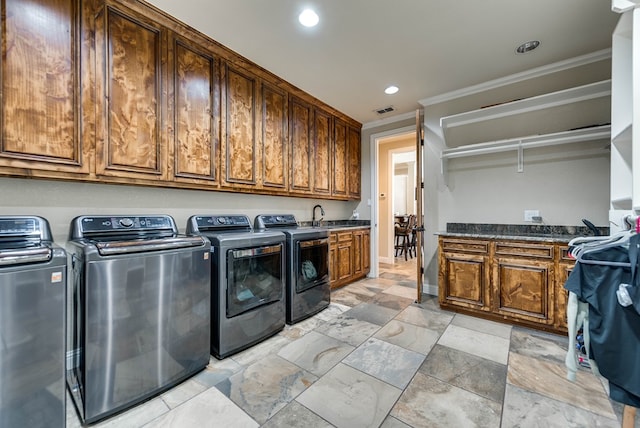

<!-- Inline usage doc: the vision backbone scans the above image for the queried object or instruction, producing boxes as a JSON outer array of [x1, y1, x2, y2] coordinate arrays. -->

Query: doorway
[[370, 127, 417, 267]]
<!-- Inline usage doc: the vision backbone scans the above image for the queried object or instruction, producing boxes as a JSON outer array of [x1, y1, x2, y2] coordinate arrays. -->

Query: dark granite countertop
[[298, 220, 370, 230], [437, 222, 609, 243]]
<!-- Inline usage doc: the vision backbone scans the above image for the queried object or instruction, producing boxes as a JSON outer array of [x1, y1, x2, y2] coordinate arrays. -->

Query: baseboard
[[424, 283, 438, 296]]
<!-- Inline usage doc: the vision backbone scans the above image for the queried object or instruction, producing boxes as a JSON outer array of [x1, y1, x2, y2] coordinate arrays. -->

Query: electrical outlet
[[524, 210, 540, 221]]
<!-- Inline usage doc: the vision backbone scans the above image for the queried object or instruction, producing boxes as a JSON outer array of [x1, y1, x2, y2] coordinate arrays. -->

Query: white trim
[[425, 283, 438, 297], [362, 111, 416, 130], [612, 0, 640, 13], [419, 49, 612, 107], [378, 256, 394, 264], [369, 125, 415, 278]]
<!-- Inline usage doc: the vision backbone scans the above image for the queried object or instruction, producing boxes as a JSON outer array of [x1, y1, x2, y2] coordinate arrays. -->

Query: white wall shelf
[[441, 125, 610, 160], [609, 4, 640, 230], [439, 80, 611, 134], [440, 125, 610, 177]]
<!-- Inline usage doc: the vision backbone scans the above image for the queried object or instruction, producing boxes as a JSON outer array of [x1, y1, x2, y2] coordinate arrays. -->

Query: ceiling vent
[[375, 106, 395, 115]]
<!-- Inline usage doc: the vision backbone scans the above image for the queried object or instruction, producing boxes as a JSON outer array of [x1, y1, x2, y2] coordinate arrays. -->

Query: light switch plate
[[524, 210, 540, 221]]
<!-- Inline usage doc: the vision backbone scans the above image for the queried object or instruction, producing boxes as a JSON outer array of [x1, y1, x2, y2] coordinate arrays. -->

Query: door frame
[[368, 124, 416, 278]]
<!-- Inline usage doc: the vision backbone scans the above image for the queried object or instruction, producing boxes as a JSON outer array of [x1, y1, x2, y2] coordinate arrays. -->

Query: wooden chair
[[394, 215, 416, 261]]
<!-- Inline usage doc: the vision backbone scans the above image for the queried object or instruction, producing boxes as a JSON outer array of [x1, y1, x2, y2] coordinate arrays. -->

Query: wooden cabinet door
[[221, 63, 257, 187], [492, 241, 555, 325], [336, 231, 353, 283], [363, 230, 370, 273], [438, 237, 491, 311], [170, 36, 219, 186], [260, 83, 288, 190], [492, 257, 554, 325], [347, 126, 361, 199], [352, 230, 363, 276], [332, 118, 348, 198], [95, 3, 167, 181], [555, 245, 574, 332], [0, 0, 90, 175], [329, 232, 338, 286], [439, 252, 490, 310], [312, 107, 331, 195], [289, 96, 312, 194]]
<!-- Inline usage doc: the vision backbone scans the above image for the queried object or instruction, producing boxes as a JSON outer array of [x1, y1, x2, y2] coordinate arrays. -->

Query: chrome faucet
[[312, 204, 325, 227]]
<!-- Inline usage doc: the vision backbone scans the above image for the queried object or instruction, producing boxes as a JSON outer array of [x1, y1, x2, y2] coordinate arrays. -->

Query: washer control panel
[[77, 216, 175, 233], [188, 215, 252, 232]]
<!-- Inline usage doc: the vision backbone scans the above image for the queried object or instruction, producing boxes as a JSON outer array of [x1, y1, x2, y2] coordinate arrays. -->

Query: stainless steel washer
[[0, 216, 66, 428], [66, 215, 211, 424], [187, 215, 285, 359]]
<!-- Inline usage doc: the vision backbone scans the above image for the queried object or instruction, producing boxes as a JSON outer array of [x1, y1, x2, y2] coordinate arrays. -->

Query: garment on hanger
[[564, 233, 640, 407]]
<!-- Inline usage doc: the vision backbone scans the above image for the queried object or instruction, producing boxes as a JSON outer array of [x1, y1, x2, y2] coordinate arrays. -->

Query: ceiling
[[146, 0, 620, 126]]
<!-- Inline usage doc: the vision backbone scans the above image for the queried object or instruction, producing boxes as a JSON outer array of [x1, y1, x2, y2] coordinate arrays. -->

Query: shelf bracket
[[441, 157, 449, 187], [517, 142, 524, 173]]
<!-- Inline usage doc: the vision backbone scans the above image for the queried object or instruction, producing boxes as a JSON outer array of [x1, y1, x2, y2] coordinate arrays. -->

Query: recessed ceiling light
[[299, 9, 319, 27], [385, 85, 399, 95], [516, 40, 540, 54]]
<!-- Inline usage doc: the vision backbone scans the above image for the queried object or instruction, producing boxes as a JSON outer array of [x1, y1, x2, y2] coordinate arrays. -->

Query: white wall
[[0, 177, 359, 243]]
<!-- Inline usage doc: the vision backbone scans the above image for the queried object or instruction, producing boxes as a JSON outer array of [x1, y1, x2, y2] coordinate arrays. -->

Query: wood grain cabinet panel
[[95, 3, 166, 180], [347, 126, 361, 199], [289, 96, 312, 194], [221, 64, 256, 186], [332, 118, 348, 198], [492, 258, 554, 324], [352, 230, 363, 276], [330, 228, 370, 289], [336, 232, 353, 283], [171, 37, 218, 184], [363, 231, 370, 272], [555, 245, 574, 332], [329, 232, 338, 284], [260, 83, 287, 189], [313, 107, 331, 195], [439, 253, 490, 310], [0, 0, 90, 174]]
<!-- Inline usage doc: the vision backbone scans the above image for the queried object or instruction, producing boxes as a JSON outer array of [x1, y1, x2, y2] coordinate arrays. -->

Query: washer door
[[226, 244, 283, 318]]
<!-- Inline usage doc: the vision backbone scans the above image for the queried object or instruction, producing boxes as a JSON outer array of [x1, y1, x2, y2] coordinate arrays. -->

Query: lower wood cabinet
[[439, 236, 574, 334], [329, 227, 370, 289], [438, 238, 491, 312]]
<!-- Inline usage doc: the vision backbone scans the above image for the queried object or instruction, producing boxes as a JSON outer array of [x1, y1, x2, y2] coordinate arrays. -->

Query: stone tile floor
[[66, 258, 638, 427]]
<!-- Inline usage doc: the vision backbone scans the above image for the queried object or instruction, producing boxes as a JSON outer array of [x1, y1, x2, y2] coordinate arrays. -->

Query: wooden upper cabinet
[[332, 118, 348, 198], [347, 126, 361, 199], [312, 107, 332, 195], [94, 2, 167, 180], [170, 36, 219, 185], [289, 96, 312, 194], [221, 63, 257, 187], [260, 83, 288, 190], [0, 0, 90, 174]]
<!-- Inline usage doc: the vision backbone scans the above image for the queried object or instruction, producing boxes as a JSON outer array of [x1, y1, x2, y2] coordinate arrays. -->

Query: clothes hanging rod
[[440, 125, 610, 160]]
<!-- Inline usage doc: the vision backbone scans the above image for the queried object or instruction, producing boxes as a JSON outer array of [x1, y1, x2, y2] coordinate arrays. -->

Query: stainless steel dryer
[[0, 216, 66, 428], [66, 215, 211, 424], [186, 215, 285, 359], [255, 214, 330, 324]]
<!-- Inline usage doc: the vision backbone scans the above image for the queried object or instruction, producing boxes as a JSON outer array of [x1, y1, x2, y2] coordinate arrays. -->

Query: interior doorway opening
[[375, 130, 417, 266]]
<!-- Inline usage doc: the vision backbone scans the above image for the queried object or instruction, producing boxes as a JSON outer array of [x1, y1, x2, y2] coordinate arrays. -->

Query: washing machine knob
[[119, 218, 134, 228], [217, 217, 226, 224]]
